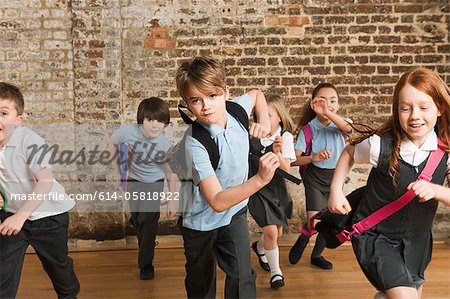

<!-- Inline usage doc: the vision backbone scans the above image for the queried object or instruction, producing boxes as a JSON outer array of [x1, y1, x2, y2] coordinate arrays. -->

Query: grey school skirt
[[303, 164, 334, 211]]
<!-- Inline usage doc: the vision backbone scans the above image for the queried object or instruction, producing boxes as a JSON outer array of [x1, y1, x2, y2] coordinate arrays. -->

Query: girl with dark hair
[[289, 83, 353, 269]]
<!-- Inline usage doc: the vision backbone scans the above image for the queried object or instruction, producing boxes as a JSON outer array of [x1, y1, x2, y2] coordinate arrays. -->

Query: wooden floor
[[16, 239, 450, 299]]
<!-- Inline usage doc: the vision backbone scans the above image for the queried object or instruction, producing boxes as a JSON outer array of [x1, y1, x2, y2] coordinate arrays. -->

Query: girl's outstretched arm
[[311, 98, 352, 134], [291, 149, 333, 166], [328, 145, 355, 214]]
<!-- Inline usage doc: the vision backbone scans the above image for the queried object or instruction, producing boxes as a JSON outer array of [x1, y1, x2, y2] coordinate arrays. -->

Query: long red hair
[[351, 67, 450, 186]]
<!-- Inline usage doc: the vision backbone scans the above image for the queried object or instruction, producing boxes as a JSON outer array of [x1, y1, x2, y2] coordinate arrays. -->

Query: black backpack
[[166, 100, 249, 182]]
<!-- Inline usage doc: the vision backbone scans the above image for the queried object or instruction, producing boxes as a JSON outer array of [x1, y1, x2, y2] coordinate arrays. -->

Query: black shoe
[[139, 267, 155, 280], [288, 235, 309, 265], [251, 241, 270, 272], [270, 274, 285, 289], [310, 256, 333, 270]]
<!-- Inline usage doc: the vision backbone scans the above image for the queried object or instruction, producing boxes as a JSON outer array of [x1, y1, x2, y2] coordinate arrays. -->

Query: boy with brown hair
[[175, 57, 280, 298], [109, 97, 177, 280], [0, 82, 79, 298]]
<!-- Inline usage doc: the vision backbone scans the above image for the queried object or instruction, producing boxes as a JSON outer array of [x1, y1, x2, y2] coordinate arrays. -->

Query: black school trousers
[[180, 208, 256, 299], [126, 178, 164, 271], [0, 211, 80, 299]]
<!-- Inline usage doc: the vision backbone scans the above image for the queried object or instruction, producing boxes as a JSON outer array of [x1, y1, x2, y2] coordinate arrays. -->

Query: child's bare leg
[[262, 225, 284, 288], [262, 225, 278, 250], [374, 292, 387, 299], [277, 225, 283, 238], [384, 286, 419, 299], [417, 285, 423, 299]]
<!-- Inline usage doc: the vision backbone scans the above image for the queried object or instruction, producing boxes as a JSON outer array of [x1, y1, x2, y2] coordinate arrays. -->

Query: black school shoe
[[310, 256, 333, 270], [139, 267, 155, 280], [270, 274, 285, 289], [288, 234, 309, 265], [251, 241, 270, 272]]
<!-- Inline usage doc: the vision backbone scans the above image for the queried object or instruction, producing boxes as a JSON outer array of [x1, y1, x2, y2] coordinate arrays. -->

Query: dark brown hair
[[297, 82, 339, 128], [136, 97, 170, 125]]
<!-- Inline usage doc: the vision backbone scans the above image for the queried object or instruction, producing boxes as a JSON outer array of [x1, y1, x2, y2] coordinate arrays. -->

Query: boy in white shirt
[[0, 82, 79, 299]]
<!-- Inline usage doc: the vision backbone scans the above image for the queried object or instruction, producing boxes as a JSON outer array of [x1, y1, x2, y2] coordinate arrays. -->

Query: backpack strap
[[302, 123, 313, 156], [178, 104, 195, 125], [191, 122, 220, 170], [336, 138, 446, 243], [177, 100, 250, 171], [177, 99, 302, 185], [299, 123, 313, 176], [226, 101, 249, 131]]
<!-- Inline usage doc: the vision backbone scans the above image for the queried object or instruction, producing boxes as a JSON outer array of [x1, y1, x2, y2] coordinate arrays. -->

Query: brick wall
[[0, 0, 449, 240]]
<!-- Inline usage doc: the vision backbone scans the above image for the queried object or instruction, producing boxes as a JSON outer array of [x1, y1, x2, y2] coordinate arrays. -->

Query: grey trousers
[[181, 208, 256, 299]]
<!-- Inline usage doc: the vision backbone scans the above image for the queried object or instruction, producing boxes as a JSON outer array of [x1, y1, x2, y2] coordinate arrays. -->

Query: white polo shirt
[[0, 126, 75, 220]]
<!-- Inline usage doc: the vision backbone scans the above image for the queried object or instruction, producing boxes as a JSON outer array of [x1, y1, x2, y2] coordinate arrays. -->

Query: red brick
[[237, 58, 266, 66], [373, 36, 401, 44], [415, 55, 443, 64], [395, 5, 424, 13], [281, 57, 310, 66], [151, 28, 168, 38]]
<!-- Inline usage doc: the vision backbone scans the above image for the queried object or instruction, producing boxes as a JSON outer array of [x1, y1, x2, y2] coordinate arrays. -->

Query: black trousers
[[181, 208, 256, 299], [0, 211, 80, 299], [127, 179, 164, 271]]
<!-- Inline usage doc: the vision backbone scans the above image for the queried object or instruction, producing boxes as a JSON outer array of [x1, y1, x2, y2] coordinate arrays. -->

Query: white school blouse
[[354, 131, 450, 180]]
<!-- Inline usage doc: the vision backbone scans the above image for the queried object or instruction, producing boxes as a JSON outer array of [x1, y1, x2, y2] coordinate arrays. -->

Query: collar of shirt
[[401, 130, 437, 153], [400, 130, 438, 167], [260, 125, 281, 147], [200, 112, 239, 139], [310, 116, 335, 131], [3, 125, 23, 147], [262, 125, 281, 142]]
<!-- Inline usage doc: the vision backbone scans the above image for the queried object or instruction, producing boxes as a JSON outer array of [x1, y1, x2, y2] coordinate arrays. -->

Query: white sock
[[257, 236, 268, 263], [265, 247, 282, 281]]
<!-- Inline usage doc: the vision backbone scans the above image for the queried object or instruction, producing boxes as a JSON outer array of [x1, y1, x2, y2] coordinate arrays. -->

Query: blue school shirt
[[295, 116, 352, 169], [111, 124, 171, 183], [182, 94, 253, 231]]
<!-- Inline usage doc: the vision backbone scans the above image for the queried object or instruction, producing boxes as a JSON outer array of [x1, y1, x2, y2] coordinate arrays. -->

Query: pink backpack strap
[[337, 137, 446, 243], [303, 123, 313, 155], [297, 216, 317, 238], [299, 124, 313, 176]]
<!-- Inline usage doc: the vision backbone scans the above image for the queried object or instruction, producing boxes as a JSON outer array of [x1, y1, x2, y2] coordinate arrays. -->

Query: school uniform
[[0, 126, 79, 299], [111, 124, 171, 274], [180, 94, 256, 299], [248, 127, 296, 227], [295, 116, 352, 211], [352, 131, 450, 291]]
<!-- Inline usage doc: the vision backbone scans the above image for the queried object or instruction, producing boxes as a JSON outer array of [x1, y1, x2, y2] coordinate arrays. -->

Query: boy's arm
[[199, 152, 280, 213], [0, 168, 53, 235], [328, 145, 355, 214], [163, 164, 179, 217], [247, 89, 271, 138]]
